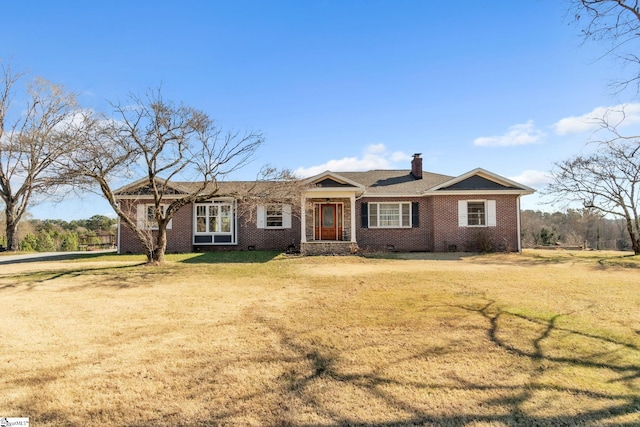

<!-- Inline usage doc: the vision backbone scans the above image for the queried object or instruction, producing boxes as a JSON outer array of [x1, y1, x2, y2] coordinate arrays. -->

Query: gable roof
[[304, 171, 366, 189], [114, 178, 300, 200], [113, 177, 193, 196], [427, 168, 534, 195], [114, 167, 534, 200], [306, 168, 534, 196]]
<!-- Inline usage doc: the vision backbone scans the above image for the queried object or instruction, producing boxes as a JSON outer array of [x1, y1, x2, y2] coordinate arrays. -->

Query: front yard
[[1, 250, 639, 426]]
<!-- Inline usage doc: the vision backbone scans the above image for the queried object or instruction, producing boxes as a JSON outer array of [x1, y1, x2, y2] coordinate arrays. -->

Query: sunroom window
[[194, 201, 236, 244]]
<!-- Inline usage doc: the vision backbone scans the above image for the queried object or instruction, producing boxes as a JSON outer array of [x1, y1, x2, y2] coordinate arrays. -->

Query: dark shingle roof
[[173, 170, 455, 197], [116, 170, 455, 198], [338, 170, 454, 195]]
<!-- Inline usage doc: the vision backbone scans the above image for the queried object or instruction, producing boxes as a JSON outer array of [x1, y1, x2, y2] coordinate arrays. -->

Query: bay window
[[194, 200, 236, 244]]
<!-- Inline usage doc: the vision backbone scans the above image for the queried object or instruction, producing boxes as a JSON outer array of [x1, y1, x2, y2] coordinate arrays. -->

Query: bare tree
[[69, 89, 264, 264], [548, 3, 640, 254], [571, 0, 640, 93], [235, 165, 307, 223], [547, 125, 640, 253], [0, 63, 80, 251]]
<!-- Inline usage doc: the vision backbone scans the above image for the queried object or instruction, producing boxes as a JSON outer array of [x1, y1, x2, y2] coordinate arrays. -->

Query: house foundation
[[300, 241, 358, 255]]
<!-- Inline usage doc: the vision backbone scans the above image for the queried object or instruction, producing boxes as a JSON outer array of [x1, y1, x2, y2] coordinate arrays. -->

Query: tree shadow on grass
[[178, 250, 282, 264], [5, 298, 639, 426], [0, 263, 153, 291], [222, 308, 640, 426]]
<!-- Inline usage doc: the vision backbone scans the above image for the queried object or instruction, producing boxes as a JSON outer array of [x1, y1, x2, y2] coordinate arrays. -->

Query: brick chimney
[[411, 153, 422, 179]]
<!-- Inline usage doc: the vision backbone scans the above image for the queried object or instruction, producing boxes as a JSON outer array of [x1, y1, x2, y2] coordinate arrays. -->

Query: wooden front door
[[315, 203, 343, 240]]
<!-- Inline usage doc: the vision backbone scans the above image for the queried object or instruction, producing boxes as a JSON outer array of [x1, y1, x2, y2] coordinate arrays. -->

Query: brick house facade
[[115, 155, 534, 254]]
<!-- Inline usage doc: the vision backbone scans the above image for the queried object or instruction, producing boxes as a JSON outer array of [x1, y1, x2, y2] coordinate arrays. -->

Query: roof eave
[[424, 189, 535, 196], [427, 167, 535, 193]]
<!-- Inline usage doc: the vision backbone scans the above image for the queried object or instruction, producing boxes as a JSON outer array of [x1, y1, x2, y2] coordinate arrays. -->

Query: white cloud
[[294, 144, 412, 178], [367, 143, 386, 154], [508, 170, 553, 188], [390, 151, 410, 162], [473, 120, 545, 147], [553, 103, 640, 135]]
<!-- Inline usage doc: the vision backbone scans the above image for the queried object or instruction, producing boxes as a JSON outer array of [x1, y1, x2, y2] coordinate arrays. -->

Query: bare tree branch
[[571, 0, 640, 94], [547, 108, 640, 253], [0, 63, 80, 251], [66, 89, 264, 264]]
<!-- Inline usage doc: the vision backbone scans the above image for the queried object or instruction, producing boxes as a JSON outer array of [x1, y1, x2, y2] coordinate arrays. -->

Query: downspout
[[117, 207, 121, 254], [516, 195, 522, 252]]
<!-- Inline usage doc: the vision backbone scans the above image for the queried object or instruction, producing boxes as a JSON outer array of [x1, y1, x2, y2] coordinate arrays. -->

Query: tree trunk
[[625, 218, 640, 255], [4, 203, 20, 251], [632, 233, 640, 255], [146, 227, 167, 264], [154, 226, 167, 263]]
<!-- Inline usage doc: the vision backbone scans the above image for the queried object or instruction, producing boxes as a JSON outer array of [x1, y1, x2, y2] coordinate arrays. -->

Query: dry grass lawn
[[1, 249, 639, 426]]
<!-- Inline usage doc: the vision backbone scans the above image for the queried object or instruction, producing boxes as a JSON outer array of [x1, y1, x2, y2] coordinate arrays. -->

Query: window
[[458, 200, 496, 227], [137, 204, 172, 230], [194, 201, 236, 245], [257, 204, 292, 229], [146, 205, 157, 223], [266, 204, 283, 227], [467, 202, 486, 226], [368, 202, 411, 228], [196, 203, 233, 233]]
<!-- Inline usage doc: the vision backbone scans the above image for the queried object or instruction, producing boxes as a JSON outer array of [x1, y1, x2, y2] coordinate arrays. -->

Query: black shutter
[[412, 202, 419, 228], [361, 202, 368, 228]]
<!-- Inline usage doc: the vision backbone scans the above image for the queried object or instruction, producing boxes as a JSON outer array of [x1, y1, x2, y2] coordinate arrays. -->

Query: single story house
[[115, 154, 534, 255]]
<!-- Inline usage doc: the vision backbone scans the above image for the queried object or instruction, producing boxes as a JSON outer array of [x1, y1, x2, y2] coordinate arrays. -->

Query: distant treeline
[[521, 209, 631, 250], [0, 215, 117, 252]]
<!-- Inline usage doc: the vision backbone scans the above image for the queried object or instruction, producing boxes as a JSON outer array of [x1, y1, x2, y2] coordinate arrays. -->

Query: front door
[[315, 203, 343, 240]]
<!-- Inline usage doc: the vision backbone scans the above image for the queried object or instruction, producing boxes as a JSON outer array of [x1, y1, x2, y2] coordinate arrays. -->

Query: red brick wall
[[355, 195, 520, 253], [197, 206, 300, 252], [431, 194, 520, 252], [118, 195, 521, 254], [118, 200, 193, 254], [356, 197, 432, 252], [118, 200, 301, 254]]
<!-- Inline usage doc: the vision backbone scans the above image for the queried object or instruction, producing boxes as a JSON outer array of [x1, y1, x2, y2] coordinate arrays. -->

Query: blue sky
[[2, 0, 638, 220]]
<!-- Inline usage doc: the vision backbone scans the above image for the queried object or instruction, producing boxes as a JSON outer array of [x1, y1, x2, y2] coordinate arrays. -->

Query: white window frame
[[194, 200, 237, 244], [368, 202, 411, 228], [137, 204, 172, 230], [257, 204, 292, 229], [458, 200, 496, 227]]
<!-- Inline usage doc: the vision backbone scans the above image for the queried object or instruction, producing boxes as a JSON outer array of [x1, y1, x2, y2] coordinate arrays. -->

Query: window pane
[[402, 203, 410, 227], [209, 206, 218, 232], [146, 205, 155, 222], [221, 205, 231, 232], [266, 204, 283, 227], [380, 204, 400, 227], [322, 205, 334, 227], [196, 206, 207, 232], [266, 205, 282, 216], [369, 203, 378, 227], [467, 202, 485, 226]]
